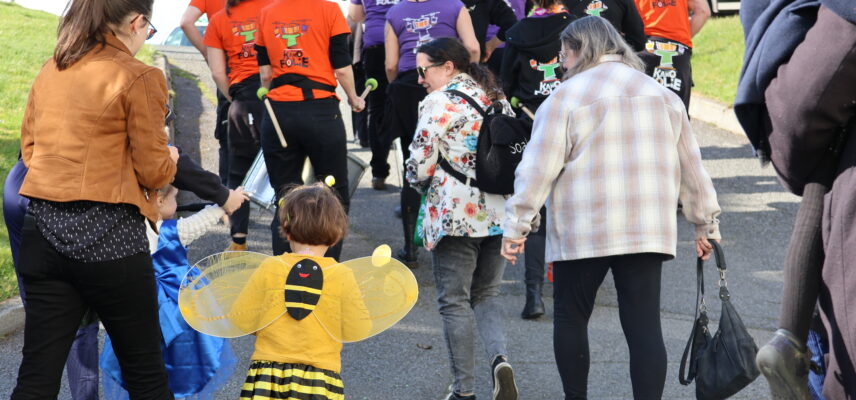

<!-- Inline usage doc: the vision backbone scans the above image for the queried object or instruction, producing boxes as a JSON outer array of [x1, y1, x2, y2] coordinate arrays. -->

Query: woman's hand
[[222, 186, 249, 215], [696, 237, 717, 261], [501, 237, 527, 264]]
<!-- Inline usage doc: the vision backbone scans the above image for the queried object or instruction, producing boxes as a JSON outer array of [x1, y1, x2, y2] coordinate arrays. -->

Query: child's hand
[[222, 187, 248, 215], [168, 146, 180, 163]]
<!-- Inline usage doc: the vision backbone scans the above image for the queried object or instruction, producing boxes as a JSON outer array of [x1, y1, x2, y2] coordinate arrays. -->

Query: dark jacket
[[562, 0, 646, 51], [461, 0, 519, 55], [766, 7, 856, 397], [500, 13, 573, 110], [734, 0, 820, 157]]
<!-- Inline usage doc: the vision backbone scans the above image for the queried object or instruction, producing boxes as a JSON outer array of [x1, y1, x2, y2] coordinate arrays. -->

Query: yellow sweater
[[232, 253, 365, 373]]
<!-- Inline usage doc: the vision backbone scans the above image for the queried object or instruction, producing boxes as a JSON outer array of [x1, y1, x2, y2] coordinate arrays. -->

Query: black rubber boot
[[395, 186, 420, 268], [395, 210, 419, 267], [521, 283, 545, 319]]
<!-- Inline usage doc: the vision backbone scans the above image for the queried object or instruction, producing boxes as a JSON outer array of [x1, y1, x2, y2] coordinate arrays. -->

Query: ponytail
[[465, 62, 503, 101], [418, 37, 504, 101], [54, 0, 153, 70], [226, 0, 246, 16]]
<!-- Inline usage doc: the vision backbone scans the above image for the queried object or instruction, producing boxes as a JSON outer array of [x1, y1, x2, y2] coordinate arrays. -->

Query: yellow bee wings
[[178, 246, 419, 342]]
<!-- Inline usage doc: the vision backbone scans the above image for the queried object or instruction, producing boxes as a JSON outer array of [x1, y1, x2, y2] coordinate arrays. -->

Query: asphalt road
[[0, 47, 795, 399]]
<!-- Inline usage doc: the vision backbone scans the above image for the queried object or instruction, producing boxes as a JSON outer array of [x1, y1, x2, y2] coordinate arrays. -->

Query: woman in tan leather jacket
[[11, 0, 179, 398]]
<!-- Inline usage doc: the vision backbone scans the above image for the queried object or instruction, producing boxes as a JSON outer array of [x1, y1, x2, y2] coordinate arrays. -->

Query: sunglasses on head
[[416, 62, 444, 79], [142, 15, 157, 40]]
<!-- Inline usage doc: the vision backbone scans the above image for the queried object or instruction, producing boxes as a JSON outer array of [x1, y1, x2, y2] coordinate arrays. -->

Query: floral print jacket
[[405, 73, 515, 250]]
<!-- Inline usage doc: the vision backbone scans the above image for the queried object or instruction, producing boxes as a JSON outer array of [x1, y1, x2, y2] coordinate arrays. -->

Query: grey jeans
[[431, 235, 509, 395]]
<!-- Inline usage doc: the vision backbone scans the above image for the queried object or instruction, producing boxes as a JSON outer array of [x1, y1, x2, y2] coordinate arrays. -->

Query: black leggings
[[553, 253, 668, 400]]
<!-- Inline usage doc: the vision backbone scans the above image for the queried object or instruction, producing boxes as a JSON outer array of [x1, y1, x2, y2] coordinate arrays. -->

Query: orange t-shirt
[[256, 0, 351, 101], [204, 0, 272, 86], [634, 0, 692, 48], [189, 0, 225, 16]]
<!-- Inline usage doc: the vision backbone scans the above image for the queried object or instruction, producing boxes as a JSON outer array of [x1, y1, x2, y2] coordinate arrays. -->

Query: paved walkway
[[0, 47, 793, 399]]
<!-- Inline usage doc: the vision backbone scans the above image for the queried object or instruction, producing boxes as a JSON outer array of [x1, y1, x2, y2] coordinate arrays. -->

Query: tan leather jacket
[[20, 34, 176, 225]]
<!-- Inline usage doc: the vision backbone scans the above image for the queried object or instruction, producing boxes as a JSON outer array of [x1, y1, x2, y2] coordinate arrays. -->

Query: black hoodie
[[500, 12, 574, 111], [563, 0, 646, 51]]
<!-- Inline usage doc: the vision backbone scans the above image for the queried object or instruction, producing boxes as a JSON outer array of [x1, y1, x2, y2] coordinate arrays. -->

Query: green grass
[[0, 4, 158, 302], [691, 15, 745, 105], [0, 3, 59, 302], [171, 66, 218, 105]]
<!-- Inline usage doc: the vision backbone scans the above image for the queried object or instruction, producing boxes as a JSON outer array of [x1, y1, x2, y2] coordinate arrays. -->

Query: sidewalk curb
[[689, 92, 745, 136], [0, 297, 24, 338]]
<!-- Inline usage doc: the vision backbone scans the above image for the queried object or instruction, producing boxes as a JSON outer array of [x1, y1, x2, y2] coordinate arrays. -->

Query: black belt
[[270, 73, 336, 100]]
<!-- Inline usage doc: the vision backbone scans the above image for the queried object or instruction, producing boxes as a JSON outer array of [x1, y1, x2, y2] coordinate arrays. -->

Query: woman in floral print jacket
[[405, 37, 518, 400]]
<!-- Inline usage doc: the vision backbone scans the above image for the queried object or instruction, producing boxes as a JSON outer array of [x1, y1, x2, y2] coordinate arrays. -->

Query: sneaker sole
[[492, 363, 518, 400], [756, 344, 811, 400]]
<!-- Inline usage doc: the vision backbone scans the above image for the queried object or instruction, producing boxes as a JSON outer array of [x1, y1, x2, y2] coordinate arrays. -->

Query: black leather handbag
[[679, 241, 760, 399]]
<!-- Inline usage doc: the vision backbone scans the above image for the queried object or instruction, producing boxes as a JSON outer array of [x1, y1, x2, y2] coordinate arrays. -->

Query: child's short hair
[[278, 183, 348, 246], [157, 184, 177, 197]]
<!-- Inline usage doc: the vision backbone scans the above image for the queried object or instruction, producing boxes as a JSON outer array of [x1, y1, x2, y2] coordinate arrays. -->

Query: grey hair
[[560, 16, 645, 78]]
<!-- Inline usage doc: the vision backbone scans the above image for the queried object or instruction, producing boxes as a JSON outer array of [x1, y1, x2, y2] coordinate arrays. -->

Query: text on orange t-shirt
[[256, 0, 351, 101], [634, 0, 692, 48]]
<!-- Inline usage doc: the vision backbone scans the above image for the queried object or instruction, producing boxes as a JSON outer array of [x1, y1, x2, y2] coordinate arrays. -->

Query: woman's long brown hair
[[54, 0, 153, 70]]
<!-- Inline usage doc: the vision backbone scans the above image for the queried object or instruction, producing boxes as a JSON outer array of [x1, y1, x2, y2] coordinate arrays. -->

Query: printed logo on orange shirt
[[231, 19, 259, 59], [651, 0, 676, 8], [273, 20, 312, 68]]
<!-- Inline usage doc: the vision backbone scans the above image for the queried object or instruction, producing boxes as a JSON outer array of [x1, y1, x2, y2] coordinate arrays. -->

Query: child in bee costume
[[178, 182, 419, 400], [100, 185, 238, 399]]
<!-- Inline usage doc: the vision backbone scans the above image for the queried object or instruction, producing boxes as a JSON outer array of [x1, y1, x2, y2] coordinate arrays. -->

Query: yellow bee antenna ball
[[324, 175, 336, 187]]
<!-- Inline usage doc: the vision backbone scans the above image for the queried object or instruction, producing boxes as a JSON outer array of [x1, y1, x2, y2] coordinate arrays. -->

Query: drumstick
[[256, 87, 288, 148], [510, 97, 535, 120], [359, 78, 378, 100]]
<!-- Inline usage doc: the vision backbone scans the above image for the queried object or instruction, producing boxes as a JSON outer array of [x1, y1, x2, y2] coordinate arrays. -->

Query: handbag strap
[[679, 255, 708, 385], [678, 240, 729, 385]]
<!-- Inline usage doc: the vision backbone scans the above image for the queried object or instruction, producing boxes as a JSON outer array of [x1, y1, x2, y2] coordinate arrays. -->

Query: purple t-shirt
[[351, 0, 400, 48], [387, 0, 464, 72], [486, 0, 526, 44]]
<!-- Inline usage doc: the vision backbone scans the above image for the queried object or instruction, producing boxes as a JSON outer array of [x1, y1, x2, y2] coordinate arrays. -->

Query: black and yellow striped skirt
[[241, 360, 344, 400]]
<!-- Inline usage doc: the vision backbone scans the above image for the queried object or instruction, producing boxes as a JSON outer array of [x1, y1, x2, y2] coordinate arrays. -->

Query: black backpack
[[437, 89, 533, 195]]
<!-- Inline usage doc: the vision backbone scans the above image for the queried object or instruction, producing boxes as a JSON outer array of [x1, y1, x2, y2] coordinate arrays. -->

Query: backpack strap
[[446, 89, 488, 119], [435, 89, 487, 188]]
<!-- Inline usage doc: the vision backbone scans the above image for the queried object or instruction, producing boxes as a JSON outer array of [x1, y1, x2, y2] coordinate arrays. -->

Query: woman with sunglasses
[[384, 0, 480, 265], [12, 0, 178, 398], [406, 37, 517, 400]]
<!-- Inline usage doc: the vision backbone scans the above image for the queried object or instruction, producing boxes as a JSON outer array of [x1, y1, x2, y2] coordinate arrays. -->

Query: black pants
[[12, 215, 172, 400], [215, 89, 231, 185], [384, 70, 427, 219], [260, 97, 350, 260], [352, 61, 369, 146], [523, 207, 547, 286], [363, 44, 391, 179], [553, 253, 667, 400], [639, 37, 693, 111], [227, 97, 263, 239]]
